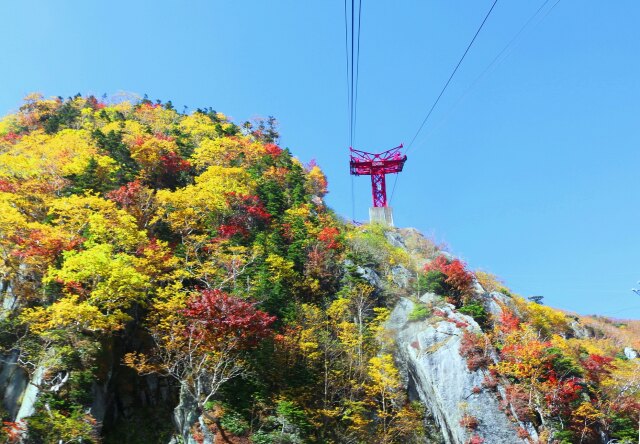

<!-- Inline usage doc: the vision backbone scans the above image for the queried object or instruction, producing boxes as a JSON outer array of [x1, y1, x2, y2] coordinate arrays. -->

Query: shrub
[[459, 414, 479, 430], [553, 429, 575, 444], [220, 410, 250, 436], [459, 331, 491, 371], [544, 347, 583, 378], [475, 271, 502, 293], [458, 303, 489, 329], [609, 414, 638, 443], [505, 385, 535, 423], [482, 373, 498, 391], [409, 304, 430, 322], [423, 256, 474, 307], [418, 270, 447, 295]]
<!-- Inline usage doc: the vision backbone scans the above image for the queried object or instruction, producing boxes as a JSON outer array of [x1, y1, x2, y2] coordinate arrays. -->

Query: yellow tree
[[155, 165, 255, 236], [365, 354, 423, 443]]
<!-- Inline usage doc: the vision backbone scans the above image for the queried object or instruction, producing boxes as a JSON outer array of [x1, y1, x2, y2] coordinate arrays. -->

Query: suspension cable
[[390, 0, 499, 206], [345, 0, 362, 221], [390, 0, 564, 206], [412, 0, 560, 148], [405, 0, 499, 153]]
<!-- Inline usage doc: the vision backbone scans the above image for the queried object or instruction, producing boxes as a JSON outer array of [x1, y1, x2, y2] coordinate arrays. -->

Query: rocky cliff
[[387, 295, 530, 444]]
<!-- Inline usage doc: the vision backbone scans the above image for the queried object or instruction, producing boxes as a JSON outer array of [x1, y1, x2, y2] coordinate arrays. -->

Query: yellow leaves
[[327, 297, 350, 321], [493, 324, 550, 381], [20, 295, 126, 335], [0, 114, 19, 138], [134, 104, 179, 134], [514, 296, 569, 337], [265, 253, 296, 284], [559, 336, 619, 360], [306, 165, 328, 197], [132, 239, 180, 282], [191, 137, 261, 169], [600, 358, 640, 402], [347, 225, 412, 273], [0, 129, 106, 181], [370, 307, 391, 338], [101, 120, 146, 147], [183, 239, 253, 289], [298, 304, 323, 362], [340, 400, 372, 435], [48, 194, 146, 250], [573, 401, 603, 425], [54, 130, 102, 176], [131, 138, 175, 170], [147, 286, 188, 342], [475, 271, 503, 293], [285, 204, 311, 220], [196, 165, 254, 192], [283, 204, 318, 236], [366, 354, 402, 399], [18, 93, 60, 129], [123, 352, 163, 374], [155, 166, 255, 233], [45, 243, 150, 313], [0, 192, 28, 241], [178, 112, 219, 142]]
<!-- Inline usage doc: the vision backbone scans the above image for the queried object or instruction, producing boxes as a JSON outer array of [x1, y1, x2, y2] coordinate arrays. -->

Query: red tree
[[182, 289, 276, 348], [424, 256, 475, 305]]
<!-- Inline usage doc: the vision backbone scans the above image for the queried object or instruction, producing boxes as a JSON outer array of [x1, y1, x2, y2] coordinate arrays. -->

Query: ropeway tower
[[349, 144, 407, 226]]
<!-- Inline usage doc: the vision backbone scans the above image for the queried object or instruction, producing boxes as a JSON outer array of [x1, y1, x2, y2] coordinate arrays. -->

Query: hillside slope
[[0, 95, 637, 444]]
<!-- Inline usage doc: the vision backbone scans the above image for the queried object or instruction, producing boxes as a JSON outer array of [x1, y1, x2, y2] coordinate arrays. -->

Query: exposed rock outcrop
[[387, 296, 528, 444], [623, 347, 638, 360], [0, 351, 29, 420]]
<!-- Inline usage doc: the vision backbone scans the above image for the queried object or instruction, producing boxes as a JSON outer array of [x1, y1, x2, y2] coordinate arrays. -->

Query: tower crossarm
[[349, 144, 406, 176], [349, 144, 407, 208]]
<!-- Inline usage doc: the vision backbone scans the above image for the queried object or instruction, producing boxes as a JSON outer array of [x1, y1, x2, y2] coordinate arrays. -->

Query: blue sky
[[2, 1, 639, 319]]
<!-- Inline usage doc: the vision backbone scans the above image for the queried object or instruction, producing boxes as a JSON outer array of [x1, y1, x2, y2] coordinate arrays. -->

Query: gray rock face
[[356, 265, 382, 288], [387, 298, 526, 444], [384, 231, 407, 249], [568, 320, 591, 339], [0, 351, 29, 419], [485, 291, 518, 319], [16, 364, 44, 421], [390, 265, 412, 289], [623, 347, 638, 360], [172, 383, 200, 444]]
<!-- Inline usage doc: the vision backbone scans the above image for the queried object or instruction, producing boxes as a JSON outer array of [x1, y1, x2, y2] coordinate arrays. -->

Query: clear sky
[[2, 1, 639, 319]]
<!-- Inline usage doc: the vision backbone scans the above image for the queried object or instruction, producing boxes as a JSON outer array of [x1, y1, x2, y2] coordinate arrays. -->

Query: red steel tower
[[349, 144, 407, 208]]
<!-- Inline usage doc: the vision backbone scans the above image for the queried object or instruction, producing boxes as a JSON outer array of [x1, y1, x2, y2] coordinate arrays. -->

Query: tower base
[[369, 207, 394, 227]]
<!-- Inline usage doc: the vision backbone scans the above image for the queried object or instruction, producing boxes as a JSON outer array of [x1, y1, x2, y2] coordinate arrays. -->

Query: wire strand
[[391, 0, 562, 206], [409, 0, 557, 152], [406, 0, 499, 153], [353, 0, 362, 148], [350, 0, 355, 147], [346, 0, 362, 221]]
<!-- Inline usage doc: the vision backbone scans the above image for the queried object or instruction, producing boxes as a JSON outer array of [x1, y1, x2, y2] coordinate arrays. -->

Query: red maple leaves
[[217, 193, 271, 240], [182, 289, 276, 348]]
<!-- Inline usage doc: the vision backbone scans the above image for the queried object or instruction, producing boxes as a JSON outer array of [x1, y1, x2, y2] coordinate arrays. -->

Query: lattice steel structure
[[349, 144, 407, 207]]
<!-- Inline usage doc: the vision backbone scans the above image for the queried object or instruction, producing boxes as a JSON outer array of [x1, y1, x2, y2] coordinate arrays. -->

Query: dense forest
[[0, 94, 637, 444]]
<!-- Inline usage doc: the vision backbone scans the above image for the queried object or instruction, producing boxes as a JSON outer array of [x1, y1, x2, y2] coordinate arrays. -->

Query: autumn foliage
[[423, 256, 475, 306], [182, 289, 275, 347], [0, 93, 636, 444]]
